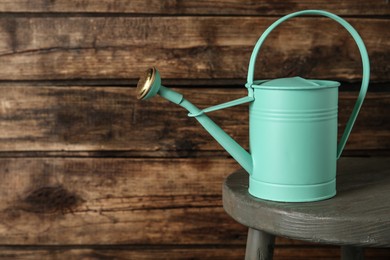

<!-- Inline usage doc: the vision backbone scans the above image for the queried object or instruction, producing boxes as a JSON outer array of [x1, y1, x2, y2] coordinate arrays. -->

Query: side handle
[[246, 10, 370, 159]]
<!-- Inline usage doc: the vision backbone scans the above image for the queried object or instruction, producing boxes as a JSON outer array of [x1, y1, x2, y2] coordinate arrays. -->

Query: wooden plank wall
[[0, 1, 389, 259]]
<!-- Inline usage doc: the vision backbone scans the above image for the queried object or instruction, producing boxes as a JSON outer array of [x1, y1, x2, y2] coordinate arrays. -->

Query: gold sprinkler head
[[136, 67, 161, 100]]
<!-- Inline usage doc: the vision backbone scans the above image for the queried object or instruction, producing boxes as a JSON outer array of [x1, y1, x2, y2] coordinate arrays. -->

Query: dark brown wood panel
[[0, 157, 389, 253], [0, 247, 244, 260], [0, 0, 389, 15], [0, 17, 388, 81], [0, 86, 387, 154], [0, 157, 308, 246], [0, 246, 388, 260], [0, 157, 243, 245], [0, 1, 389, 259]]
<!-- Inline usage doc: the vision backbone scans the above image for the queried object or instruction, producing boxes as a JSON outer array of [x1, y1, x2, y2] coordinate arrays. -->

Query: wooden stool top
[[223, 157, 390, 247]]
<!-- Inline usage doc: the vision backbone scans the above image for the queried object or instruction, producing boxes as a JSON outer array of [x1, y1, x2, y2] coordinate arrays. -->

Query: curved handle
[[247, 10, 370, 159]]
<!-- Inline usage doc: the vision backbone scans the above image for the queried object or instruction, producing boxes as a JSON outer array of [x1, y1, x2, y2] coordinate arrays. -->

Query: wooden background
[[0, 1, 389, 259]]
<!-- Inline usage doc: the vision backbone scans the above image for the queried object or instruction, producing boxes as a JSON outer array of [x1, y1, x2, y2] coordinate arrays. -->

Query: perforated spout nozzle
[[136, 67, 161, 100]]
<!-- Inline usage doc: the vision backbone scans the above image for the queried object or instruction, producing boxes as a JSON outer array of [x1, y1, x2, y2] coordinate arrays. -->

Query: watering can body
[[136, 10, 370, 202], [249, 78, 340, 201], [242, 10, 370, 201]]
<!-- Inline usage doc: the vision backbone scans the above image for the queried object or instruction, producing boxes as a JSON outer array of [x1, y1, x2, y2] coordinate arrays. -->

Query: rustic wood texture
[[223, 157, 390, 247], [0, 158, 242, 245], [0, 17, 388, 81], [0, 1, 389, 259], [4, 157, 386, 247], [245, 228, 275, 260], [0, 86, 388, 154], [0, 246, 389, 260], [0, 0, 389, 15], [0, 157, 388, 260]]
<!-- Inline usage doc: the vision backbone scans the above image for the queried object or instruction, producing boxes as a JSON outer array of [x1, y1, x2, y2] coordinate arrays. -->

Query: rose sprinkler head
[[136, 67, 161, 100]]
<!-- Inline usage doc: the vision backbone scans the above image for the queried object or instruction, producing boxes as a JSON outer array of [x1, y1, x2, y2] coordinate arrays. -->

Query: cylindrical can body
[[249, 86, 338, 202]]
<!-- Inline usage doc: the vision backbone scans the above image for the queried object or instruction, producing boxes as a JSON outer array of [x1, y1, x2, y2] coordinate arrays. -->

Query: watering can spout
[[136, 67, 254, 174]]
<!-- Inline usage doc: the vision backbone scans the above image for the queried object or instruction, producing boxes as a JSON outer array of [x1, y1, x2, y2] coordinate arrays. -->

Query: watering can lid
[[252, 76, 340, 90]]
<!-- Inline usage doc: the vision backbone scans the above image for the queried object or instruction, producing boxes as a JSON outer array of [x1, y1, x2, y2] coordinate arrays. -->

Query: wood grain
[[0, 157, 246, 245], [0, 246, 388, 260], [0, 156, 389, 259], [223, 157, 390, 247], [0, 247, 245, 260], [0, 156, 323, 247], [0, 0, 389, 15], [0, 17, 388, 81], [0, 86, 387, 154], [0, 1, 389, 259]]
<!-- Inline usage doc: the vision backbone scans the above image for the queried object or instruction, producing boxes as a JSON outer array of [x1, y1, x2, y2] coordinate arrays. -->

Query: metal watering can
[[136, 10, 370, 202]]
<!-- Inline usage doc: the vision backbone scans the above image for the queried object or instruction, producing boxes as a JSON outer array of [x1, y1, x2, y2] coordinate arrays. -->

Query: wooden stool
[[223, 157, 390, 260]]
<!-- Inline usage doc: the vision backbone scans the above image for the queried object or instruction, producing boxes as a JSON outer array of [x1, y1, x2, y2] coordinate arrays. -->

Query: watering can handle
[[247, 10, 370, 159]]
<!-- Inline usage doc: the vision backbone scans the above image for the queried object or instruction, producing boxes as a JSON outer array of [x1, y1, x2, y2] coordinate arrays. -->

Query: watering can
[[136, 10, 370, 202]]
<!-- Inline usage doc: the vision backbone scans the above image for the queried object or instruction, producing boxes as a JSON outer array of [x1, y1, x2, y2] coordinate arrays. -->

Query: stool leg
[[245, 228, 275, 260], [341, 246, 364, 260]]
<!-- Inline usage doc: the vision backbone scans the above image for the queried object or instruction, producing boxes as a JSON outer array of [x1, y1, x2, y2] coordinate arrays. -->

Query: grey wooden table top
[[223, 157, 390, 247]]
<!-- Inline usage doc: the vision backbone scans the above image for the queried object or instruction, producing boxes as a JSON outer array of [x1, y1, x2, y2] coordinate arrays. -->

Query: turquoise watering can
[[136, 10, 370, 202]]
